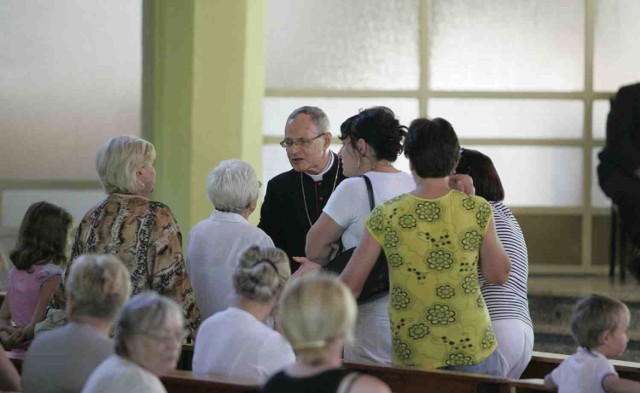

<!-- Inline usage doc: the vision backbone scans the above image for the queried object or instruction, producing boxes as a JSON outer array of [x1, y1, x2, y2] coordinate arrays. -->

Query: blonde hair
[[571, 294, 629, 349], [66, 254, 132, 322], [96, 135, 156, 195], [207, 159, 260, 213], [233, 246, 291, 302], [279, 272, 357, 366]]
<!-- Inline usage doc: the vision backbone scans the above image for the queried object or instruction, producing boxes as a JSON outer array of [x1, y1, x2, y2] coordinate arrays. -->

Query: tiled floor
[[528, 274, 640, 303]]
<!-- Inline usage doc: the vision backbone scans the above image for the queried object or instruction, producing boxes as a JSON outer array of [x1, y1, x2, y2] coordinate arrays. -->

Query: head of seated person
[[115, 292, 185, 376], [207, 159, 261, 218], [455, 148, 505, 203], [21, 255, 132, 393], [66, 254, 132, 331], [404, 117, 460, 180], [279, 272, 357, 367], [233, 245, 291, 313], [96, 135, 157, 197], [338, 106, 406, 177]]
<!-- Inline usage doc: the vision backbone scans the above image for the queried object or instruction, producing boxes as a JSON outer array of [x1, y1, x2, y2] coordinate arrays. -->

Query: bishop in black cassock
[[259, 107, 346, 272]]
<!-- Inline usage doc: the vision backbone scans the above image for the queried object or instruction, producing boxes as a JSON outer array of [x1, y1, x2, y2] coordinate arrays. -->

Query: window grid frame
[[264, 0, 614, 274]]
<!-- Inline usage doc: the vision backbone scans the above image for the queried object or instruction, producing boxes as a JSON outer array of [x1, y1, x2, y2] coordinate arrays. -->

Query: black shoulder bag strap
[[361, 175, 375, 211]]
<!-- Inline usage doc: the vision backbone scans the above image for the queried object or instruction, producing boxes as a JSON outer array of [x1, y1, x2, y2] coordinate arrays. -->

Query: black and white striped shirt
[[479, 201, 532, 328]]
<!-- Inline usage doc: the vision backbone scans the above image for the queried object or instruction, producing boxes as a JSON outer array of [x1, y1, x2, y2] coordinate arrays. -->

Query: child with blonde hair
[[0, 201, 73, 349], [545, 294, 640, 393]]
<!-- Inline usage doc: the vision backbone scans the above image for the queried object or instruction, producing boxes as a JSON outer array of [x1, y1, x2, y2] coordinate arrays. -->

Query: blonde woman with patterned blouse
[[50, 136, 200, 332], [341, 118, 511, 375]]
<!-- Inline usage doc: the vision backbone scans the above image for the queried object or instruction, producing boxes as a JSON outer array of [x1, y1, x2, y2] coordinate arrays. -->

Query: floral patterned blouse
[[51, 194, 200, 331], [365, 191, 496, 369]]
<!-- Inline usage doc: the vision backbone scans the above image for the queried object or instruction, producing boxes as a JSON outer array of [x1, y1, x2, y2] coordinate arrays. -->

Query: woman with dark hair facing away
[[193, 246, 294, 382], [340, 118, 510, 375], [455, 148, 533, 379], [295, 106, 415, 365], [50, 135, 199, 334], [261, 272, 390, 393], [0, 201, 73, 349]]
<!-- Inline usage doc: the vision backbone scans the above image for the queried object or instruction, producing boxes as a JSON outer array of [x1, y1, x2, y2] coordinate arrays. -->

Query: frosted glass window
[[1, 190, 106, 228], [429, 0, 584, 91], [0, 0, 141, 180], [265, 0, 419, 90], [592, 100, 610, 140], [465, 146, 582, 207], [428, 99, 583, 139], [262, 144, 294, 194], [263, 97, 419, 136], [592, 148, 610, 208], [594, 0, 640, 91]]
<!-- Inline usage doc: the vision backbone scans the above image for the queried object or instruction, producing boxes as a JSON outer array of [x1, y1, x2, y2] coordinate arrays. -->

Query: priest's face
[[284, 113, 331, 174]]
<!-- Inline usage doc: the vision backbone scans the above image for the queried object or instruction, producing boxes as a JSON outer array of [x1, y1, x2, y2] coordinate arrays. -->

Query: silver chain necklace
[[300, 161, 340, 228]]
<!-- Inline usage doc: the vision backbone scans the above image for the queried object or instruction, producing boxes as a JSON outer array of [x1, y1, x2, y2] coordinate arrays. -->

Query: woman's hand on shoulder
[[449, 174, 475, 195]]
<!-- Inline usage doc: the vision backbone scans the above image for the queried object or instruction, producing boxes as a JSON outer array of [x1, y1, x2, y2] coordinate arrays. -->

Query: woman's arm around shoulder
[[479, 216, 511, 285]]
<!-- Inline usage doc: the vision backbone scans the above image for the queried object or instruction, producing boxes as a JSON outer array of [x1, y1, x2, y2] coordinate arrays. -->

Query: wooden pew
[[179, 345, 552, 392], [9, 347, 552, 393], [160, 369, 260, 393], [521, 351, 640, 382], [344, 362, 552, 393]]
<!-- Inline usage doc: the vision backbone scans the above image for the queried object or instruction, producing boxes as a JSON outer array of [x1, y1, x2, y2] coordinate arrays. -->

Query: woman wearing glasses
[[82, 292, 185, 393], [187, 159, 273, 320], [193, 246, 294, 382], [297, 107, 415, 365]]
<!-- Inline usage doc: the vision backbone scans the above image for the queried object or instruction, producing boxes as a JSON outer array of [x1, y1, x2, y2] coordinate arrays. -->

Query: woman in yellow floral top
[[340, 118, 510, 375], [50, 136, 200, 333]]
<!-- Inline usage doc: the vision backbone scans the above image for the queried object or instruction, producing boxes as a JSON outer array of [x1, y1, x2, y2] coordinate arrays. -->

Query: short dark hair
[[404, 117, 460, 178], [10, 201, 73, 270], [455, 148, 505, 202], [339, 107, 407, 162], [570, 294, 628, 349]]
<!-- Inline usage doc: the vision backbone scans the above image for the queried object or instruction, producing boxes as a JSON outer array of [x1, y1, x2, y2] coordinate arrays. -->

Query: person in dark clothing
[[258, 107, 345, 272], [598, 82, 640, 275]]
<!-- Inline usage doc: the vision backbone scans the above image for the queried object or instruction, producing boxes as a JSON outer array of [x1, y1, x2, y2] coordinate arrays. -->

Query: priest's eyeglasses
[[279, 133, 326, 148]]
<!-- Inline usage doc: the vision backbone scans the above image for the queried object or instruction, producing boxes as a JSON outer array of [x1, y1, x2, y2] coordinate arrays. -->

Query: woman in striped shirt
[[456, 148, 533, 379]]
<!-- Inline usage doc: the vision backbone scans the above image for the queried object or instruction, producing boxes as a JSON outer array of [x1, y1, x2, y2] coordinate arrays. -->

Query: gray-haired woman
[[82, 292, 185, 393], [187, 159, 273, 319], [23, 254, 131, 393], [50, 135, 200, 333], [193, 246, 294, 382]]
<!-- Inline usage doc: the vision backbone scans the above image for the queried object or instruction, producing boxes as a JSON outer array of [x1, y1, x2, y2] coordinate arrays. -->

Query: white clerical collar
[[305, 152, 334, 182]]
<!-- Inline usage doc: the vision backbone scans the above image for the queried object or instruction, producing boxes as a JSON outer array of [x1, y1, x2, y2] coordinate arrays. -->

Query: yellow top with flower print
[[365, 190, 497, 369]]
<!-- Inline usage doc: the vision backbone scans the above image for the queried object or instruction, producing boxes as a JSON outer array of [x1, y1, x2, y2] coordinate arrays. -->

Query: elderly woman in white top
[[193, 245, 294, 382], [82, 292, 185, 393], [295, 107, 414, 365], [187, 159, 273, 319]]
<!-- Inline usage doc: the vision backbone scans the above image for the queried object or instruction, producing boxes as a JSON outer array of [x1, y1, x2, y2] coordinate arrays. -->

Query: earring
[[357, 156, 361, 170]]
